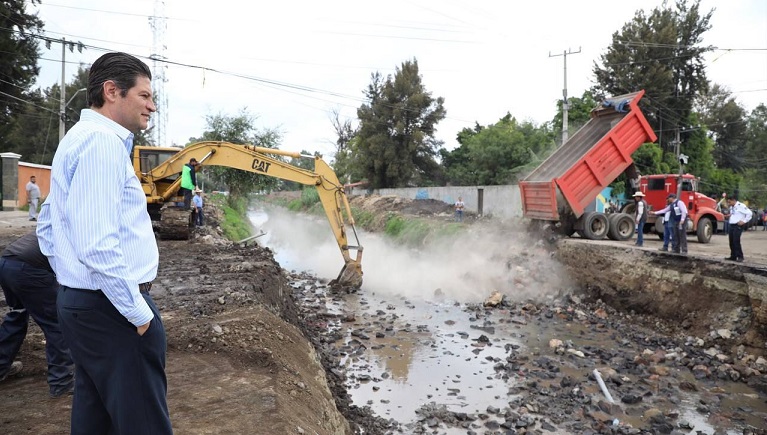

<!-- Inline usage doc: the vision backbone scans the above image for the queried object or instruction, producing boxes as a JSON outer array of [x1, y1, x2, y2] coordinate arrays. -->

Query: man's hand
[[137, 320, 151, 336], [737, 221, 745, 226]]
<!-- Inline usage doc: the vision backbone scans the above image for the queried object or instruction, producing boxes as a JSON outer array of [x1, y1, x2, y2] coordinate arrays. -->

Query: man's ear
[[102, 80, 119, 103]]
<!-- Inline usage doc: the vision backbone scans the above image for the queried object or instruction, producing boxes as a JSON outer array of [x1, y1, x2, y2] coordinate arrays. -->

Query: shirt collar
[[80, 109, 135, 153]]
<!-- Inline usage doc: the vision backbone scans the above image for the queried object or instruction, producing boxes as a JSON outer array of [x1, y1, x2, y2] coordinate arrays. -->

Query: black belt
[[139, 282, 152, 294]]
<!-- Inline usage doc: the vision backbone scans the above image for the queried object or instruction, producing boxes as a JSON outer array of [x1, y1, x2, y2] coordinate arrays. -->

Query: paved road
[[578, 227, 767, 266], [0, 210, 38, 231]]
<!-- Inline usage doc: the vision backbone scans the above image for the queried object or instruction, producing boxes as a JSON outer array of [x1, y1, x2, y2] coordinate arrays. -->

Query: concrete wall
[[371, 185, 522, 219], [1, 153, 21, 210]]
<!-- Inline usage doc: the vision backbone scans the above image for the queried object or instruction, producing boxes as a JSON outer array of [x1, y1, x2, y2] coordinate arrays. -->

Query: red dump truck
[[519, 90, 657, 241]]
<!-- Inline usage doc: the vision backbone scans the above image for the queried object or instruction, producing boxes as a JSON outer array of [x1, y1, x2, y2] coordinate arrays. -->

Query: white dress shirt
[[39, 109, 158, 326]]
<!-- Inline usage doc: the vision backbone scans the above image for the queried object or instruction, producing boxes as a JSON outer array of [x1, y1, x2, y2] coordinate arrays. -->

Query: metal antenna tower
[[148, 0, 168, 146]]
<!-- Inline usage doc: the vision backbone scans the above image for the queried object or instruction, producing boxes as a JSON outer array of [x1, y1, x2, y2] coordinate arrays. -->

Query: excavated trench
[[254, 206, 767, 434]]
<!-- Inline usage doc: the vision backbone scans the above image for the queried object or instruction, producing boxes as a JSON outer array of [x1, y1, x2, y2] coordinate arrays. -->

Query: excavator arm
[[137, 141, 363, 290]]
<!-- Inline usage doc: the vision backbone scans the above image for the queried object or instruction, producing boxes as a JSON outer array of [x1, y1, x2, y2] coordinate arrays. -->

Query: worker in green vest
[[180, 158, 199, 210]]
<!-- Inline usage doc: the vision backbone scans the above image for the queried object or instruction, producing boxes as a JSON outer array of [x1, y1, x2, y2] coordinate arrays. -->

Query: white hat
[[633, 191, 645, 197]]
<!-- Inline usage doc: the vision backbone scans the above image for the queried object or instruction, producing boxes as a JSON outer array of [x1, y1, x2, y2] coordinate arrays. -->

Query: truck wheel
[[579, 211, 609, 240], [696, 217, 713, 243], [607, 213, 635, 241], [621, 202, 636, 216]]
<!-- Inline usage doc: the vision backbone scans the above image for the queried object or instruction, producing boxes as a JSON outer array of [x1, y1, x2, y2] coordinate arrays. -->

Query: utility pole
[[674, 127, 687, 198], [549, 47, 581, 145], [43, 37, 84, 142]]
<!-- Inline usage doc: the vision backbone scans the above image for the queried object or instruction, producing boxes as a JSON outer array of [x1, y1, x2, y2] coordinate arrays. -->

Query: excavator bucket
[[329, 259, 363, 292]]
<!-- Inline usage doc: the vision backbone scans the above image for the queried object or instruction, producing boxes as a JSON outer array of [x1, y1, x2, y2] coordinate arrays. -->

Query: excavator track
[[155, 205, 192, 240]]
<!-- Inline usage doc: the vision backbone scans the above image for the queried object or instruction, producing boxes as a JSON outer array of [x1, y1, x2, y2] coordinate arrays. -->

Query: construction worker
[[180, 158, 199, 210], [192, 188, 204, 226]]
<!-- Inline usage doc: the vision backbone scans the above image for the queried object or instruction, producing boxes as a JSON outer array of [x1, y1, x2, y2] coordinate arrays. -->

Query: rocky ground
[[1, 195, 766, 435]]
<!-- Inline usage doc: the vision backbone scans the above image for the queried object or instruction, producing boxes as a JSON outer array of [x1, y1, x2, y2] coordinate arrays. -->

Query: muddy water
[[249, 207, 767, 433]]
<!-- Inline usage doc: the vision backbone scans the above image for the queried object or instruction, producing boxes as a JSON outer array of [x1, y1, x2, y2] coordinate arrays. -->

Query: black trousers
[[0, 258, 73, 395], [179, 188, 193, 210], [57, 286, 173, 435], [728, 224, 744, 260]]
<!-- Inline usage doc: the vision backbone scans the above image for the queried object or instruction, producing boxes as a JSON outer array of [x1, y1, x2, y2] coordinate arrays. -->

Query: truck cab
[[639, 174, 723, 243]]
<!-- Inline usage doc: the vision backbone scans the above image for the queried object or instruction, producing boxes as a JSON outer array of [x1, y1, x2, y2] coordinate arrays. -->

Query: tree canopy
[[593, 0, 713, 155], [355, 59, 446, 188], [187, 109, 282, 199], [0, 0, 44, 155]]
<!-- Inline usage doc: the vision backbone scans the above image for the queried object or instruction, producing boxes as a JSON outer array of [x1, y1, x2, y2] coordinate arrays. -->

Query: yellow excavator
[[132, 141, 363, 290]]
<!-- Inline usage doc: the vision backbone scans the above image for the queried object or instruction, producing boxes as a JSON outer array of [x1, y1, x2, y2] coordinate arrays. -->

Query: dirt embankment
[[0, 211, 351, 435]]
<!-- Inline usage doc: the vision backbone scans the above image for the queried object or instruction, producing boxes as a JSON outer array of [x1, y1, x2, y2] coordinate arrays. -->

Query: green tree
[[188, 109, 282, 201], [356, 59, 446, 188], [3, 65, 90, 164], [695, 84, 748, 171], [0, 0, 44, 154], [745, 104, 767, 169], [592, 0, 713, 155], [329, 108, 362, 184], [440, 114, 555, 185]]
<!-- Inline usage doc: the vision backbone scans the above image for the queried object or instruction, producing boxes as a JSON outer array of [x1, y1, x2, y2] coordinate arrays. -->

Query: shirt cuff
[[122, 297, 155, 327]]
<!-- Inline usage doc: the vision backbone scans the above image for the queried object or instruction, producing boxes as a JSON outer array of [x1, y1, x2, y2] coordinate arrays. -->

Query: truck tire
[[607, 213, 635, 241], [696, 217, 714, 243], [621, 202, 636, 216], [579, 211, 609, 240]]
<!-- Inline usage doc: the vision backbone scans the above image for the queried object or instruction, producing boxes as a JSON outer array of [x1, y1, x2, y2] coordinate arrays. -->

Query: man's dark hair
[[88, 52, 152, 108], [189, 158, 197, 163]]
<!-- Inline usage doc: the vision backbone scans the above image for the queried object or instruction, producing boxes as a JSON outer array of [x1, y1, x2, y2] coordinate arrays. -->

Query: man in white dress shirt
[[38, 52, 172, 435]]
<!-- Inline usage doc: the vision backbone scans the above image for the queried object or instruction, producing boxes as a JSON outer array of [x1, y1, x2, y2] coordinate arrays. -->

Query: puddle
[[250, 206, 767, 433]]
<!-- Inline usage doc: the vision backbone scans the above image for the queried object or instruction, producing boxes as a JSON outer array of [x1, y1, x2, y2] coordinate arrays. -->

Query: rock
[[716, 329, 732, 339], [643, 408, 663, 419], [621, 394, 642, 404], [649, 365, 670, 376], [549, 339, 563, 349], [484, 291, 503, 307], [692, 365, 711, 379], [217, 296, 226, 305], [704, 347, 718, 357], [567, 348, 585, 358], [212, 324, 223, 335]]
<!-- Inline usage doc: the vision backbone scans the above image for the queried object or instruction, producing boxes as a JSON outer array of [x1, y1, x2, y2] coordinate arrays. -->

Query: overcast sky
[[30, 0, 767, 157]]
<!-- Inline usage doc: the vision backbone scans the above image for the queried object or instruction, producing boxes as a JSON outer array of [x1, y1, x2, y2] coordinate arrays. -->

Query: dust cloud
[[250, 206, 573, 304]]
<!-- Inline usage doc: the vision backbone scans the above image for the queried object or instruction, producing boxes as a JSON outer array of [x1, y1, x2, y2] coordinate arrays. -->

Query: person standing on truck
[[180, 157, 199, 210], [653, 193, 687, 255], [723, 196, 753, 262], [25, 175, 41, 221], [0, 231, 75, 397], [455, 196, 465, 222], [40, 52, 173, 434], [632, 192, 647, 246]]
